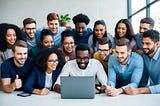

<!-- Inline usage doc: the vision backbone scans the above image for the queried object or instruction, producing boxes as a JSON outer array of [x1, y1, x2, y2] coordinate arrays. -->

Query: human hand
[[39, 88, 50, 95], [136, 50, 143, 55], [12, 75, 22, 89], [124, 86, 139, 95], [105, 83, 122, 96]]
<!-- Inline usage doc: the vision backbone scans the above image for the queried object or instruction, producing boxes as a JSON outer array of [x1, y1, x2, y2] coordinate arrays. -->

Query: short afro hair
[[72, 13, 90, 25]]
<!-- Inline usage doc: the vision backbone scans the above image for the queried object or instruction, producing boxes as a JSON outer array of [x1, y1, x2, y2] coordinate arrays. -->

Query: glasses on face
[[26, 28, 36, 31], [48, 59, 59, 64], [98, 49, 110, 53], [63, 42, 74, 46], [76, 57, 89, 62]]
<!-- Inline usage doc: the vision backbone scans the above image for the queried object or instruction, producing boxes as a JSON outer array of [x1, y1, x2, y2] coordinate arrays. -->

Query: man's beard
[[77, 62, 89, 69], [143, 47, 155, 55]]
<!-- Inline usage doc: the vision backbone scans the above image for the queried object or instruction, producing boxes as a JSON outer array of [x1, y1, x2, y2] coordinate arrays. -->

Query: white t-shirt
[[45, 72, 53, 90], [55, 59, 107, 86]]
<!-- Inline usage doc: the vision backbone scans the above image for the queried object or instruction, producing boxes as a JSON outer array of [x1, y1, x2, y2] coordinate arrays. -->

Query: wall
[[0, 0, 127, 35]]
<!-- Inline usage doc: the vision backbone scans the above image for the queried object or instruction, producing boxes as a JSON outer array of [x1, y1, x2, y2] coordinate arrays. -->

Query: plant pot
[[60, 22, 68, 27]]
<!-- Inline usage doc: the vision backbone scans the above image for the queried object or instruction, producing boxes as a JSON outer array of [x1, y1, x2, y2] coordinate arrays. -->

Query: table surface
[[0, 91, 159, 106]]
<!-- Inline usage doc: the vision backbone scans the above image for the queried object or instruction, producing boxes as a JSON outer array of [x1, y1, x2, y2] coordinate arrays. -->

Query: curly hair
[[72, 13, 90, 25], [35, 47, 65, 71], [0, 24, 23, 51]]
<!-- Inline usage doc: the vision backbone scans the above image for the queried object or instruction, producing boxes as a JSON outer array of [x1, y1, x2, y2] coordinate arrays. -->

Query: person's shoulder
[[58, 27, 66, 32], [31, 45, 42, 52], [88, 34, 93, 42], [134, 33, 140, 38], [33, 66, 44, 73], [131, 52, 142, 58], [90, 58, 100, 63], [89, 34, 93, 39], [110, 54, 116, 58], [66, 59, 76, 64], [1, 57, 14, 67], [93, 52, 99, 58], [86, 28, 92, 32], [0, 50, 3, 55], [131, 52, 143, 61]]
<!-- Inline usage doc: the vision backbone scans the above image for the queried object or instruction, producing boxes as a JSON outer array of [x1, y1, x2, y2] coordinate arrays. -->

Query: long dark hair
[[114, 19, 134, 41], [0, 24, 23, 51], [92, 20, 107, 46], [35, 47, 65, 71]]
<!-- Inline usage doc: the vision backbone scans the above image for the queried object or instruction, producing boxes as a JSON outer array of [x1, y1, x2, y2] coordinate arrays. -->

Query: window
[[150, 1, 160, 32], [128, 0, 160, 33]]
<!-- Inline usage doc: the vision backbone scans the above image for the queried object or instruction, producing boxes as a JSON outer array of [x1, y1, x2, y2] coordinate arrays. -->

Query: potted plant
[[59, 14, 71, 27]]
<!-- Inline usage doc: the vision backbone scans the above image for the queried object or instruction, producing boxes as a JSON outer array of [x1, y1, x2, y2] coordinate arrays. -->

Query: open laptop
[[60, 76, 95, 99]]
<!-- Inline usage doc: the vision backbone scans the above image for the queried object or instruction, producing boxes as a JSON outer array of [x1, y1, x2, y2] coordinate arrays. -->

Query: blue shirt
[[1, 57, 34, 90], [134, 33, 142, 50], [108, 52, 143, 89], [72, 28, 92, 45], [23, 66, 62, 93], [51, 27, 66, 48], [140, 47, 160, 94], [88, 34, 115, 52], [22, 30, 41, 50]]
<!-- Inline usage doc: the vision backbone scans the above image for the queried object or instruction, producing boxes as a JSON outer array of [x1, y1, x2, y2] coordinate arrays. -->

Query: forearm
[[138, 88, 151, 94], [32, 89, 41, 95], [2, 83, 15, 93]]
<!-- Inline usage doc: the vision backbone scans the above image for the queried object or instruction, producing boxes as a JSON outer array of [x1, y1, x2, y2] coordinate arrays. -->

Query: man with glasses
[[22, 18, 41, 50], [93, 37, 113, 75], [54, 43, 107, 93], [105, 38, 143, 96]]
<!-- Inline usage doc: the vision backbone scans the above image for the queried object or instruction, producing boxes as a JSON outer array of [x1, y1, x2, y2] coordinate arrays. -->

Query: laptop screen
[[60, 76, 95, 99]]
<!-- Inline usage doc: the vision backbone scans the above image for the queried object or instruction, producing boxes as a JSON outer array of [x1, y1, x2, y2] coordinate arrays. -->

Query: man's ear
[[128, 49, 132, 54], [109, 48, 113, 54], [155, 41, 159, 47]]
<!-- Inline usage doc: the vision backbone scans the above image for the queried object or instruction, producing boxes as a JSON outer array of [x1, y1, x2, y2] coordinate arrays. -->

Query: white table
[[0, 91, 159, 106]]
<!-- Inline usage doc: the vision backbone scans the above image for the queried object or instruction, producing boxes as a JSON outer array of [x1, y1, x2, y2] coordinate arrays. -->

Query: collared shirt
[[140, 47, 160, 94], [93, 52, 108, 75], [55, 59, 107, 86], [108, 52, 143, 89], [134, 33, 143, 50]]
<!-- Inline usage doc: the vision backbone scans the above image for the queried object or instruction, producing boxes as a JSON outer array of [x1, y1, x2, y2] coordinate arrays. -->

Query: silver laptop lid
[[60, 76, 95, 99]]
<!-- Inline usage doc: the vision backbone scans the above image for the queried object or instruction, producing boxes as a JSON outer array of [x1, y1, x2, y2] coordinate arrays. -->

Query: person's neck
[[148, 48, 158, 58], [7, 44, 13, 49], [46, 69, 52, 74], [121, 57, 129, 65], [27, 36, 35, 40]]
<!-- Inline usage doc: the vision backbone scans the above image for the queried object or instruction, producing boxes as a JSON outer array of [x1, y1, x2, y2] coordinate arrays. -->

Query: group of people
[[0, 11, 160, 96]]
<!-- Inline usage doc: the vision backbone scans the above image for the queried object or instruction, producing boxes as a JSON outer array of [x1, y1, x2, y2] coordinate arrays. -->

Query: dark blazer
[[23, 66, 62, 93]]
